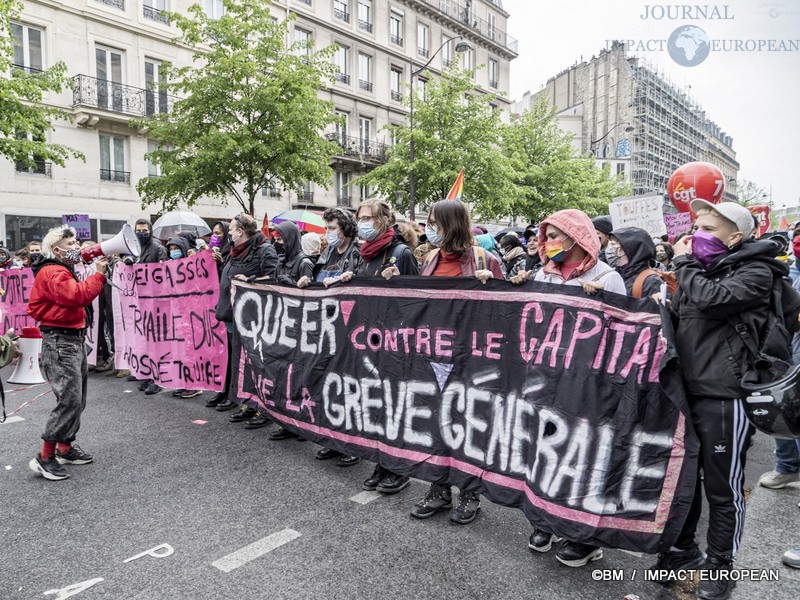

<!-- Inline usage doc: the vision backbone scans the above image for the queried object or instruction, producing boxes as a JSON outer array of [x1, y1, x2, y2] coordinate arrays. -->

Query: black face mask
[[135, 231, 151, 244], [273, 241, 285, 256], [29, 252, 42, 263]]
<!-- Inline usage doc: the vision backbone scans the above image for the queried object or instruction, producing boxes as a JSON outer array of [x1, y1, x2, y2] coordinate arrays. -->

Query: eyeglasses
[[357, 216, 374, 224], [426, 220, 437, 228]]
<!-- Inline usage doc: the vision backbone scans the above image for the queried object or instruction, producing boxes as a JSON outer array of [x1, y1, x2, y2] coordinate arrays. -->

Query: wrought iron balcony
[[359, 79, 373, 92], [411, 0, 518, 55], [15, 161, 51, 176], [358, 19, 372, 33], [336, 195, 351, 207], [326, 133, 388, 164], [489, 79, 498, 89], [97, 0, 125, 9], [442, 58, 454, 67], [334, 8, 349, 22], [391, 90, 402, 102], [11, 63, 44, 75], [296, 191, 314, 203], [390, 35, 403, 46], [72, 75, 175, 119], [418, 47, 429, 58], [100, 169, 130, 183], [143, 5, 170, 25], [296, 0, 311, 5], [335, 72, 350, 84], [261, 187, 282, 197]]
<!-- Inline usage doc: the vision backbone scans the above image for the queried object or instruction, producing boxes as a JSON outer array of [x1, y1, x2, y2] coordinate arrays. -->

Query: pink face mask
[[691, 230, 730, 269]]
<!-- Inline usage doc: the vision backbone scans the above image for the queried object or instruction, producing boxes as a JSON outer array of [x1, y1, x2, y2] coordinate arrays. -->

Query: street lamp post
[[408, 36, 472, 222]]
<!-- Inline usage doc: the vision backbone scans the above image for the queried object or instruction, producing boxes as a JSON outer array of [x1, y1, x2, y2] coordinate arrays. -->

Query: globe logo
[[668, 25, 711, 67]]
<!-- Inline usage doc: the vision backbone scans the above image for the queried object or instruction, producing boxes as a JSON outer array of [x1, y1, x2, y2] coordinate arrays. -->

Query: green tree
[[0, 0, 83, 168], [353, 65, 516, 220], [733, 179, 769, 207], [134, 0, 340, 216], [503, 97, 630, 222]]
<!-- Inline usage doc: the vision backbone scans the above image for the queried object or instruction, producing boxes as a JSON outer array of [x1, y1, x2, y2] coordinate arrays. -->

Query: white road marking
[[0, 416, 24, 425], [349, 491, 381, 505], [617, 549, 644, 558], [212, 529, 301, 573]]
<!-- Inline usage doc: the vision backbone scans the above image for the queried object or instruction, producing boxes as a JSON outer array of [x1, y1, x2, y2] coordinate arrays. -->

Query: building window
[[335, 172, 350, 206], [145, 59, 168, 116], [358, 53, 372, 92], [358, 0, 372, 33], [143, 0, 169, 24], [389, 12, 403, 46], [335, 110, 349, 142], [294, 27, 312, 59], [417, 22, 429, 57], [616, 163, 626, 176], [95, 45, 124, 112], [489, 59, 498, 89], [333, 44, 349, 84], [390, 67, 402, 102], [462, 47, 473, 70], [146, 140, 161, 177], [204, 0, 224, 18], [359, 116, 372, 153], [333, 0, 349, 22], [14, 131, 49, 176], [360, 184, 371, 201], [99, 134, 128, 183], [418, 78, 427, 100], [11, 23, 43, 72], [442, 36, 453, 67], [487, 12, 497, 40]]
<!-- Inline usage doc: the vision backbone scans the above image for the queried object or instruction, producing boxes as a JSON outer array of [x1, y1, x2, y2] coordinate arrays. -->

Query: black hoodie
[[610, 227, 662, 298], [166, 236, 190, 259], [137, 220, 167, 264], [215, 231, 279, 323], [274, 221, 314, 285], [671, 237, 788, 398]]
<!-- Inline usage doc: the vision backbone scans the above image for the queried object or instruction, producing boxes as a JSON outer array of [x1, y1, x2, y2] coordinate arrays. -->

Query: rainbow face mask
[[545, 239, 576, 263]]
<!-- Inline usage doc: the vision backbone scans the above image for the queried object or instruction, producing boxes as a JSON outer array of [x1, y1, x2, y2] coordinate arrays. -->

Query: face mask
[[691, 230, 730, 269], [604, 247, 622, 268], [231, 230, 243, 246], [326, 232, 343, 249], [792, 236, 800, 260], [655, 251, 668, 263], [58, 248, 82, 266], [210, 234, 222, 249], [425, 224, 442, 247], [545, 239, 574, 263], [358, 222, 379, 242], [30, 252, 41, 263], [135, 231, 150, 244], [12, 259, 22, 268], [169, 250, 183, 260]]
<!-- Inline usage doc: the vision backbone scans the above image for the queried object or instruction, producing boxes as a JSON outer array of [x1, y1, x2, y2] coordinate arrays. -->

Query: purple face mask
[[209, 234, 222, 249], [692, 230, 730, 269]]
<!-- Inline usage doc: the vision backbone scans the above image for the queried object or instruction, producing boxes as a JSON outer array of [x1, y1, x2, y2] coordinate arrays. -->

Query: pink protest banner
[[112, 252, 228, 391], [0, 267, 37, 332], [663, 213, 693, 242], [75, 263, 101, 366]]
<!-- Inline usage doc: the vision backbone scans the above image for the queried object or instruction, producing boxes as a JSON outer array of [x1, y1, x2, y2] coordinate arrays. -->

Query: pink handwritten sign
[[74, 263, 101, 365], [663, 213, 693, 242], [112, 252, 228, 391], [0, 268, 37, 333]]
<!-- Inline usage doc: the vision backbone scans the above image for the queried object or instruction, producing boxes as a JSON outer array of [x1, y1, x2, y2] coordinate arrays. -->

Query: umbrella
[[271, 209, 326, 235], [494, 226, 527, 240], [152, 211, 212, 239]]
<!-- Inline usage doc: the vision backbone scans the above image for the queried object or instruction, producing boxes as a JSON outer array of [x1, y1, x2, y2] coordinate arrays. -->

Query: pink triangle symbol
[[340, 300, 355, 326]]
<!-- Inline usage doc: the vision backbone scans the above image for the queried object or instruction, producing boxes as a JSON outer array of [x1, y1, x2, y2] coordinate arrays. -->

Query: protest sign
[[748, 205, 772, 238], [231, 277, 698, 554], [75, 263, 101, 365], [62, 214, 92, 240], [112, 253, 228, 391], [663, 213, 693, 241], [610, 195, 667, 237], [0, 268, 36, 332]]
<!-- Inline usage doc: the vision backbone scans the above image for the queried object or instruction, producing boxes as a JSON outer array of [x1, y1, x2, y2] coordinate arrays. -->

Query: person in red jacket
[[27, 225, 108, 481]]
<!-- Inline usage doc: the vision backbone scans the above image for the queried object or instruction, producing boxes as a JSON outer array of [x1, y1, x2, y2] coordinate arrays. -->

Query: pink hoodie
[[538, 209, 601, 281]]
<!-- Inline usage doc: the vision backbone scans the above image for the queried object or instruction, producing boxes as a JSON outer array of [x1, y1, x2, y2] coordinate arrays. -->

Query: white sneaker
[[759, 470, 800, 489], [783, 546, 800, 568]]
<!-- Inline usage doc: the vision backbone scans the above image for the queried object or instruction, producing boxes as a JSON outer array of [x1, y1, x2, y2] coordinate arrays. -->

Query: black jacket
[[274, 221, 314, 285], [612, 227, 662, 299], [138, 237, 166, 264], [354, 230, 419, 277], [671, 238, 786, 398], [215, 232, 279, 323], [314, 241, 360, 280]]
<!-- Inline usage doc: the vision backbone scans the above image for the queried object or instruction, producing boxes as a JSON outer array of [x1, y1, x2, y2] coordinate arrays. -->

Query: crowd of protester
[[4, 198, 800, 600]]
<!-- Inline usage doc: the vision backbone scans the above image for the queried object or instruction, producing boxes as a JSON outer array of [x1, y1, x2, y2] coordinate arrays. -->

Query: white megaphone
[[8, 327, 45, 385], [80, 223, 141, 262]]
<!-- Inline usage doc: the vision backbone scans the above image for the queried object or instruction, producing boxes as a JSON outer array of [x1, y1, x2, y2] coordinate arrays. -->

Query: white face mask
[[326, 231, 343, 249]]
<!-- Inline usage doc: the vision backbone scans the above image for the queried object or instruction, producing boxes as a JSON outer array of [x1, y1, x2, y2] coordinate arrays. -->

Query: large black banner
[[231, 277, 699, 554]]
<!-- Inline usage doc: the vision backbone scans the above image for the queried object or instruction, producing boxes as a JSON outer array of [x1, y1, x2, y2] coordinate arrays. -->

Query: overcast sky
[[503, 0, 800, 208]]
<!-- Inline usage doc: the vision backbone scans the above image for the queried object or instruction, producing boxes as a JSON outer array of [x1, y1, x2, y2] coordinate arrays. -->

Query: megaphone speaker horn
[[80, 223, 141, 262], [8, 329, 45, 385]]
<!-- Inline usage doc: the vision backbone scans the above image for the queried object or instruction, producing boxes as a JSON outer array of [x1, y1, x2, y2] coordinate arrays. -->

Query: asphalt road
[[0, 366, 788, 600]]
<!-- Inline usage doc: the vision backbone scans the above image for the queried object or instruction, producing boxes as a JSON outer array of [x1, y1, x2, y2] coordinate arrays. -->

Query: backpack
[[423, 247, 487, 272], [632, 268, 678, 299]]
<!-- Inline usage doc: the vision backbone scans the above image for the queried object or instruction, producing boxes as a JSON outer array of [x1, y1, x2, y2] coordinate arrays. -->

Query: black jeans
[[675, 397, 753, 563], [41, 333, 88, 444]]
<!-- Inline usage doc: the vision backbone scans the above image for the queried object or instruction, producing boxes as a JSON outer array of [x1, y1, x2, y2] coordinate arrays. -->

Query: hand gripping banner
[[231, 277, 699, 553]]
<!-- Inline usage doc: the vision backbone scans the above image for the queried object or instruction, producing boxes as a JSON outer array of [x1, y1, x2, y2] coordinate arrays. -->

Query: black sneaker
[[377, 472, 410, 494], [555, 541, 603, 567], [363, 465, 390, 491], [410, 484, 452, 519], [529, 528, 561, 553], [55, 444, 94, 465], [144, 382, 162, 395], [697, 558, 736, 600], [138, 379, 150, 391], [29, 455, 70, 481], [450, 490, 481, 524], [648, 545, 706, 584]]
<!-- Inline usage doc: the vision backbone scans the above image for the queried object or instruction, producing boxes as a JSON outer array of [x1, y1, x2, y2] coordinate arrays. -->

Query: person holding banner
[[26, 225, 108, 481], [298, 208, 359, 289], [214, 215, 280, 429]]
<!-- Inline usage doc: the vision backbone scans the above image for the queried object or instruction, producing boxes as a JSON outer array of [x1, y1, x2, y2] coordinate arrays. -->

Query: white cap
[[691, 200, 755, 238]]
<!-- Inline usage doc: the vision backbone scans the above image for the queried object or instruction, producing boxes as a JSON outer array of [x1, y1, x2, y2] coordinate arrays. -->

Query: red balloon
[[748, 205, 772, 238], [667, 162, 725, 214]]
